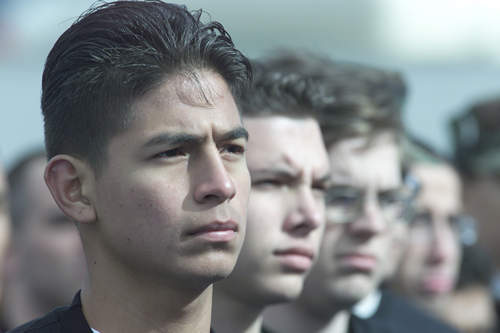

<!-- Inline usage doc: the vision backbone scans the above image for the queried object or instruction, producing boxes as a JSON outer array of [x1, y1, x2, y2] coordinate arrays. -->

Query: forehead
[[126, 70, 242, 137], [328, 133, 401, 188], [244, 116, 329, 174]]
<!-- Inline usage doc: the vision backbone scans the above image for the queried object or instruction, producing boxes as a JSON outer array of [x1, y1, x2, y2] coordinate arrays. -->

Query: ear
[[44, 155, 96, 224]]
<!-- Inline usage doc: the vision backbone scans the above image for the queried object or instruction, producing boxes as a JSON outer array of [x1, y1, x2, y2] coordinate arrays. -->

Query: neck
[[212, 289, 264, 333], [262, 300, 347, 333], [82, 275, 212, 333], [82, 248, 213, 333]]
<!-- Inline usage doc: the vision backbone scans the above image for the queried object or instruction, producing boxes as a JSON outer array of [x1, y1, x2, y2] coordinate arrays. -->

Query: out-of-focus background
[[1, 0, 500, 167]]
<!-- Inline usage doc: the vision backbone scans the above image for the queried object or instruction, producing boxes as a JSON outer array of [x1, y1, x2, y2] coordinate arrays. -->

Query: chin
[[259, 275, 305, 304], [177, 250, 240, 288], [203, 251, 241, 279], [331, 275, 376, 304]]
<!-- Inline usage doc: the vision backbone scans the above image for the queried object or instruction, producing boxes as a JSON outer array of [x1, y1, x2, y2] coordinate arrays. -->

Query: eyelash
[[152, 143, 245, 160], [312, 183, 328, 193], [153, 148, 186, 159], [252, 179, 283, 187], [221, 144, 245, 155]]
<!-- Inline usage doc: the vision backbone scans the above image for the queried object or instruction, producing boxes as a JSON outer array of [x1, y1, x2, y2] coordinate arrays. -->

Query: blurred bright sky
[[2, 0, 500, 167]]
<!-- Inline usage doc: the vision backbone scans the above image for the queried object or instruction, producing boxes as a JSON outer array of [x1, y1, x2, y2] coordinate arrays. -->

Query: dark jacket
[[349, 290, 460, 333], [7, 293, 91, 333], [8, 292, 217, 333]]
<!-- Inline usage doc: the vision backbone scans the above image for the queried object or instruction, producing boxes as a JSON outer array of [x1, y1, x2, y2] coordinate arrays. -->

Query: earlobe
[[44, 155, 97, 224]]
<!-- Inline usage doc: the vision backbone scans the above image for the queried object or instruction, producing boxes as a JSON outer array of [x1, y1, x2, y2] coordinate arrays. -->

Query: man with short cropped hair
[[10, 1, 251, 332], [451, 96, 500, 331], [212, 59, 331, 333]]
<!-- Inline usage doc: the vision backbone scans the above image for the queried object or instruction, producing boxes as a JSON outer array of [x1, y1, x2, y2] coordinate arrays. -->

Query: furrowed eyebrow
[[143, 133, 203, 149], [217, 126, 249, 142]]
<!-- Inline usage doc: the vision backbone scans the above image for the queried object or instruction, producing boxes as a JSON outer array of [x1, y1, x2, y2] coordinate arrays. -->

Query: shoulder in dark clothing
[[7, 292, 91, 333], [349, 290, 460, 333]]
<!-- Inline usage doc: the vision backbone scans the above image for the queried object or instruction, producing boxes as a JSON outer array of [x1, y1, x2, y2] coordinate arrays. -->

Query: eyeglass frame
[[324, 173, 420, 225]]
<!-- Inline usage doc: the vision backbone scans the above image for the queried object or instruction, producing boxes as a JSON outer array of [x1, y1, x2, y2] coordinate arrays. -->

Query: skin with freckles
[[213, 116, 330, 333], [45, 70, 251, 333]]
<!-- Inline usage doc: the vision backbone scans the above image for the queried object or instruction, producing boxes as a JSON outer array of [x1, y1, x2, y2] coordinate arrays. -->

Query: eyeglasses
[[408, 211, 478, 246], [325, 174, 420, 225]]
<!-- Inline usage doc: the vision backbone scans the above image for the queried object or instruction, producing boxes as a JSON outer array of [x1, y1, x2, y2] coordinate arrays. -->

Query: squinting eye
[[312, 182, 329, 193], [326, 194, 358, 206], [379, 194, 401, 206], [221, 144, 245, 155], [252, 179, 283, 187], [153, 148, 186, 158]]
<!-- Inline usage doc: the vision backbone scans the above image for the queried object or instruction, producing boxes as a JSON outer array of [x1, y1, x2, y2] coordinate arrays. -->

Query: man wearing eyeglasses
[[264, 58, 458, 333], [392, 138, 471, 329]]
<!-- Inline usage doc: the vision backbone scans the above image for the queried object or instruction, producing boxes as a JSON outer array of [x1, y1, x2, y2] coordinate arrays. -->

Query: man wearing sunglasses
[[264, 57, 458, 333]]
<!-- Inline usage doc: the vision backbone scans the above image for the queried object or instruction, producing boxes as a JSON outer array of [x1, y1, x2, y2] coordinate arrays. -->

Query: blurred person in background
[[390, 137, 466, 327], [451, 97, 500, 332], [212, 59, 331, 333], [264, 56, 458, 333], [1, 149, 86, 330], [0, 161, 11, 332], [442, 243, 497, 333]]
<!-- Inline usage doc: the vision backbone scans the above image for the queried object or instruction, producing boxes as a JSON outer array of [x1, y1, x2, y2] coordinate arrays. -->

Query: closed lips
[[187, 220, 238, 236]]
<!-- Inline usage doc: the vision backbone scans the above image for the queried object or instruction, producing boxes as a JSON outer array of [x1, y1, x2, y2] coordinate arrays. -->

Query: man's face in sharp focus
[[217, 116, 330, 305], [13, 157, 86, 306], [395, 164, 462, 302], [91, 70, 250, 287], [301, 133, 401, 309]]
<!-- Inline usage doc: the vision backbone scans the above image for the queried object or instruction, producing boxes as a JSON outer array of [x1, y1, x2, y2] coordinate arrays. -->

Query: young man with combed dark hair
[[211, 59, 331, 333], [10, 1, 251, 332]]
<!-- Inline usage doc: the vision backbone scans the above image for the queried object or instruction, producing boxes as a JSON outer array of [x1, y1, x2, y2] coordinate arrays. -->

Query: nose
[[347, 192, 386, 238], [428, 218, 454, 264], [283, 187, 323, 237], [193, 148, 236, 205]]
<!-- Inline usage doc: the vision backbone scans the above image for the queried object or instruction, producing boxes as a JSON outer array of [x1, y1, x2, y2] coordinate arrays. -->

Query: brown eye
[[222, 144, 245, 155]]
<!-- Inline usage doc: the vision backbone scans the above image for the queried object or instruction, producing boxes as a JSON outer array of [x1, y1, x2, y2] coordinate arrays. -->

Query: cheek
[[317, 227, 343, 269], [97, 176, 185, 251], [444, 234, 462, 266], [236, 163, 251, 196], [109, 172, 184, 219], [402, 243, 428, 275], [246, 191, 284, 243]]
